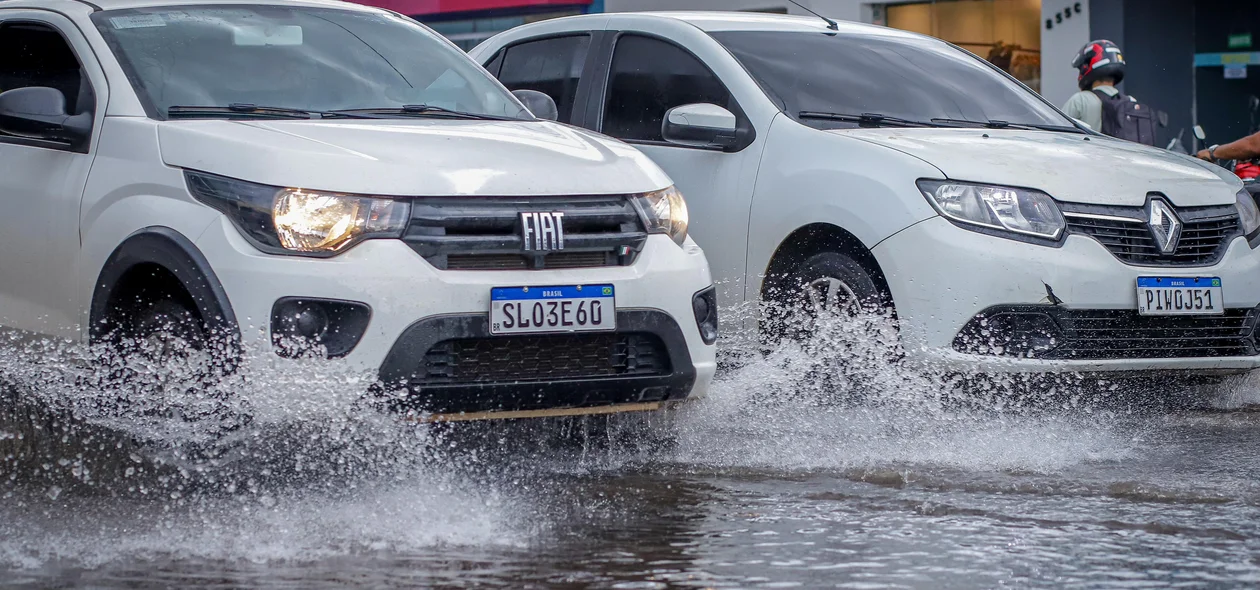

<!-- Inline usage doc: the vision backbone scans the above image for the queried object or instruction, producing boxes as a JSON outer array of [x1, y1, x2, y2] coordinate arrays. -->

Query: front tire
[[763, 250, 889, 342], [125, 298, 207, 360], [99, 294, 243, 431]]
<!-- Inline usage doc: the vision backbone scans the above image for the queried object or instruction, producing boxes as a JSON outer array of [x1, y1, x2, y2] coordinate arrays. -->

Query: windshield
[[711, 30, 1075, 130], [91, 5, 531, 120]]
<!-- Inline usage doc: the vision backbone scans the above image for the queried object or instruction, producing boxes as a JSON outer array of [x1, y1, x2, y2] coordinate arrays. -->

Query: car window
[[90, 6, 530, 120], [711, 30, 1074, 130], [0, 21, 94, 126], [495, 35, 590, 124], [483, 51, 503, 77], [602, 34, 731, 142]]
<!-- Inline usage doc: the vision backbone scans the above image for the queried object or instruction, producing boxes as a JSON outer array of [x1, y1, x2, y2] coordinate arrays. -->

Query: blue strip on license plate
[[1136, 277, 1221, 289], [492, 284, 615, 300], [490, 284, 616, 334]]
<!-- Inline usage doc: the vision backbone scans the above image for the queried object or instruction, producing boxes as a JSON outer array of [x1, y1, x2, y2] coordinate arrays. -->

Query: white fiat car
[[0, 0, 716, 419], [474, 12, 1260, 374]]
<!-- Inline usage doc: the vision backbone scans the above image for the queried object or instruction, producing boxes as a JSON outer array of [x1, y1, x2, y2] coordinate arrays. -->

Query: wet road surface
[[3, 324, 1260, 588]]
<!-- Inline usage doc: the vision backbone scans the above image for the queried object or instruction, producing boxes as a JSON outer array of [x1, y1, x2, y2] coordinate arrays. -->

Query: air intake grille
[[954, 306, 1260, 360], [1062, 202, 1240, 267], [414, 333, 670, 385], [402, 196, 647, 270]]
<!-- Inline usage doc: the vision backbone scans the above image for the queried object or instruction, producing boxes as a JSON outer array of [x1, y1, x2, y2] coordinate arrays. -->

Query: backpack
[[1092, 88, 1157, 145]]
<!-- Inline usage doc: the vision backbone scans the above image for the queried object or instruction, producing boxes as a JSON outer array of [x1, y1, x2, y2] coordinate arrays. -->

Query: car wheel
[[102, 296, 243, 431], [127, 299, 207, 359], [764, 250, 888, 342]]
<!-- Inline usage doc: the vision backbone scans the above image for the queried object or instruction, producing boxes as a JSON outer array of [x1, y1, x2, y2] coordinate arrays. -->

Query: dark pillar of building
[[1118, 0, 1194, 149], [1195, 1, 1260, 147], [1089, 0, 1124, 55]]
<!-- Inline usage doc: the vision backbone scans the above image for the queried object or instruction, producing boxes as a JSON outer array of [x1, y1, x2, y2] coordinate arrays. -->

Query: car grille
[[445, 251, 611, 270], [413, 333, 670, 385], [954, 306, 1260, 360], [1062, 203, 1240, 267], [402, 196, 648, 270]]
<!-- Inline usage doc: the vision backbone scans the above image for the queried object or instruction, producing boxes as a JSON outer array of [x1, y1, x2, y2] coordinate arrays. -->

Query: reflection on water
[[2, 310, 1260, 588]]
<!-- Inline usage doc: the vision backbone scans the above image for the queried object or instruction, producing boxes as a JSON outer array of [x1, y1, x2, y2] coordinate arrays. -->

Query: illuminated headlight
[[918, 180, 1065, 241], [185, 171, 410, 255], [273, 189, 409, 252], [1235, 188, 1260, 238], [632, 185, 689, 245]]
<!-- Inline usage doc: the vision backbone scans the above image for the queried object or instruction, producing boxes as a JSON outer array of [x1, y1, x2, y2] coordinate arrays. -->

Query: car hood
[[836, 128, 1241, 207], [158, 119, 671, 196]]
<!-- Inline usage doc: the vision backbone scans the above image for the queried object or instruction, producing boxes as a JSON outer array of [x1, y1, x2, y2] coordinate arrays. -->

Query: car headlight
[[1235, 188, 1260, 238], [186, 171, 410, 256], [631, 185, 689, 245], [918, 180, 1065, 241]]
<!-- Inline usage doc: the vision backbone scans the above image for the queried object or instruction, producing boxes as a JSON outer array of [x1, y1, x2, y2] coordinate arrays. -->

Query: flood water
[[3, 315, 1260, 589]]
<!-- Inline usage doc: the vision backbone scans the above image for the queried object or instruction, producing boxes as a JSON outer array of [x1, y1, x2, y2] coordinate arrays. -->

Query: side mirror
[[1193, 125, 1207, 141], [662, 103, 738, 150], [0, 86, 91, 149], [511, 89, 558, 121]]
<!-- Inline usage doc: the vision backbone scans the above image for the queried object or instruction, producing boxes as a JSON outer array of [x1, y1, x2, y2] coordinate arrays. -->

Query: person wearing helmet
[[1062, 40, 1128, 133]]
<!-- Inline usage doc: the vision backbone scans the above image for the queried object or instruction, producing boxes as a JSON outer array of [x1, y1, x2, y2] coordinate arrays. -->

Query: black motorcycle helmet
[[1072, 40, 1126, 90]]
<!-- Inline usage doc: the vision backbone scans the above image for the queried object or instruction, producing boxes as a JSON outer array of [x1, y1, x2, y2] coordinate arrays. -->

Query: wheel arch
[[89, 226, 238, 343], [760, 222, 895, 310]]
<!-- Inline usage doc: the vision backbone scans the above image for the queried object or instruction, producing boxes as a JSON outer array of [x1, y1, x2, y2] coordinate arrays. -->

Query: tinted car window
[[602, 35, 731, 142], [0, 22, 92, 117], [92, 6, 529, 119], [711, 31, 1073, 129], [496, 35, 590, 124]]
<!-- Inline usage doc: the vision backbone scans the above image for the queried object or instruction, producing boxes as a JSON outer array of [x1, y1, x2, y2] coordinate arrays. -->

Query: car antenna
[[786, 0, 839, 31]]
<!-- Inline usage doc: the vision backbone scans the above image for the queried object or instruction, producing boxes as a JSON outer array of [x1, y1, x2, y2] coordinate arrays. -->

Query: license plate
[[490, 284, 615, 335], [1136, 277, 1223, 316]]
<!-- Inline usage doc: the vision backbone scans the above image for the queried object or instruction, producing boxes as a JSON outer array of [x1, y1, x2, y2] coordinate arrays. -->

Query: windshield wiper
[[931, 117, 1035, 130], [930, 117, 1086, 134], [1024, 123, 1088, 134], [333, 104, 516, 121], [167, 104, 380, 120], [798, 111, 936, 128]]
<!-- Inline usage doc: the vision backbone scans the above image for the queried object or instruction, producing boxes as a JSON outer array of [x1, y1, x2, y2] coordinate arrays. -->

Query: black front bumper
[[953, 305, 1260, 360], [377, 310, 696, 414]]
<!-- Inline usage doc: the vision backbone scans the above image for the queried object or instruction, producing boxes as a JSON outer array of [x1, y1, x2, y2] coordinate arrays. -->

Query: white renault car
[[0, 0, 717, 419], [473, 12, 1260, 375]]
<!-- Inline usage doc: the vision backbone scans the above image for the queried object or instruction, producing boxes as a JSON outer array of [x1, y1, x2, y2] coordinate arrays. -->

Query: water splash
[[0, 333, 522, 571], [670, 305, 1143, 474]]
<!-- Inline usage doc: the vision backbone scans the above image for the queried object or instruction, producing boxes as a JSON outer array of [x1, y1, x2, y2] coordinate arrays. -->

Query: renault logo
[[1147, 199, 1182, 254], [521, 211, 565, 251]]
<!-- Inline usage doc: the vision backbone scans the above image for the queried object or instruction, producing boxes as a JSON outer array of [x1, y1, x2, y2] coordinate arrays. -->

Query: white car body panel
[[744, 116, 943, 307], [473, 11, 1260, 374], [76, 118, 222, 336], [0, 8, 110, 337], [840, 128, 1239, 207], [158, 119, 671, 196]]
